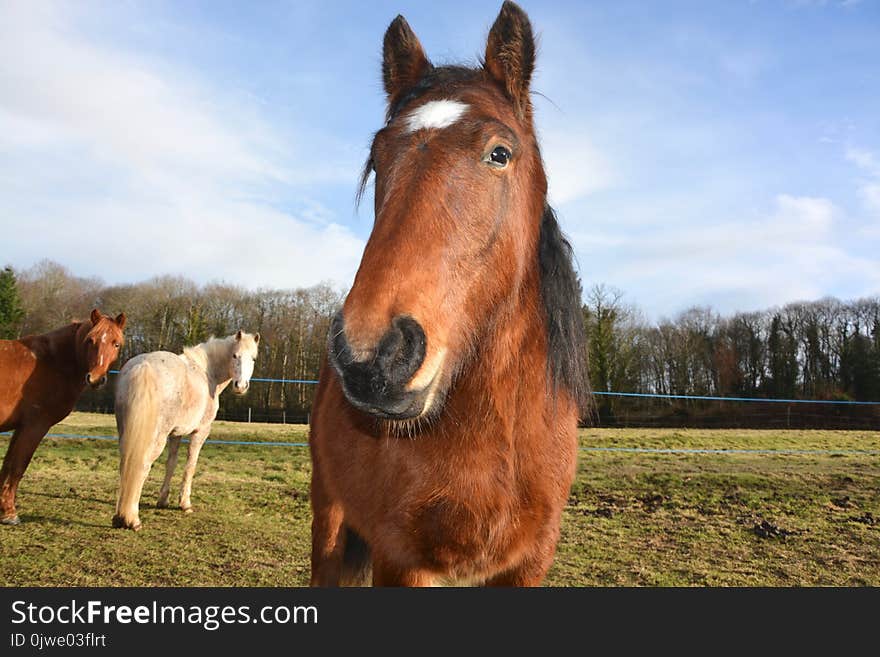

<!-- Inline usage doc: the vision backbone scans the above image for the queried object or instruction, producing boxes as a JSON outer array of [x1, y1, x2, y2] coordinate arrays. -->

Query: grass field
[[2, 412, 878, 586]]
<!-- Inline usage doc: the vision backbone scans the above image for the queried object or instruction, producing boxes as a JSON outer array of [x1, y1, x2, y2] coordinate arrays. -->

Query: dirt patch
[[638, 493, 667, 512], [848, 512, 876, 526], [753, 519, 803, 540], [830, 495, 854, 509]]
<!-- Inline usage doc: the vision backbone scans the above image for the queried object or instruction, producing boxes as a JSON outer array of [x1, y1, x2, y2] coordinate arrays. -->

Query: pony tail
[[112, 363, 159, 530]]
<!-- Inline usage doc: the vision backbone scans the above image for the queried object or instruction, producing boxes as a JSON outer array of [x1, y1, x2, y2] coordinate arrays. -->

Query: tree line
[[2, 261, 342, 422], [583, 285, 880, 428], [1, 261, 878, 427]]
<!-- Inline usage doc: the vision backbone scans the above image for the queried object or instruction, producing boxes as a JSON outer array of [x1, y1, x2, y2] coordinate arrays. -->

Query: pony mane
[[539, 205, 591, 415], [182, 336, 233, 372]]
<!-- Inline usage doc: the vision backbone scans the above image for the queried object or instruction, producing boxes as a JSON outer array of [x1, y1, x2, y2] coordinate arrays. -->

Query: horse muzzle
[[328, 312, 435, 420], [86, 374, 108, 389], [232, 381, 250, 395]]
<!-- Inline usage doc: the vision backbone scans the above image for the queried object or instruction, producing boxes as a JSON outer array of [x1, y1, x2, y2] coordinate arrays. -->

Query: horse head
[[230, 330, 260, 394], [79, 308, 126, 388], [329, 1, 548, 421]]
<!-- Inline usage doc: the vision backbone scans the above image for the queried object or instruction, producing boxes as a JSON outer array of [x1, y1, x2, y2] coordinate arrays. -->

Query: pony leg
[[309, 454, 341, 585], [178, 429, 208, 512], [0, 423, 50, 525], [485, 529, 559, 587], [309, 497, 346, 586], [371, 557, 435, 587], [156, 436, 181, 508]]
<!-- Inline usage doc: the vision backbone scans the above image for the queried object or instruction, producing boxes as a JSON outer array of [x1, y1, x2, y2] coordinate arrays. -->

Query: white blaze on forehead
[[405, 100, 469, 133]]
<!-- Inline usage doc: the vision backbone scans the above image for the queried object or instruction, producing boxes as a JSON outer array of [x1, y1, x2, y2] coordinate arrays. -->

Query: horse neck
[[53, 322, 89, 377], [450, 258, 547, 425], [199, 340, 233, 394]]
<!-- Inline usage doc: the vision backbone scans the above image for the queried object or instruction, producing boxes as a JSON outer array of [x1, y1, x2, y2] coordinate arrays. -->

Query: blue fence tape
[[590, 391, 880, 405], [2, 432, 877, 455], [106, 371, 880, 405]]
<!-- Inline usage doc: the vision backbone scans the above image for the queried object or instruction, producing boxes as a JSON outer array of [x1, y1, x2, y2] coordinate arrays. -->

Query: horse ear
[[483, 1, 536, 120], [236, 330, 243, 341], [115, 313, 127, 330], [254, 333, 260, 344], [383, 15, 431, 108], [90, 308, 101, 326]]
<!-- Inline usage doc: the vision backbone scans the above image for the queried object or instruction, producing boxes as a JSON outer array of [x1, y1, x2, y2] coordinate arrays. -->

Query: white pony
[[112, 330, 260, 530]]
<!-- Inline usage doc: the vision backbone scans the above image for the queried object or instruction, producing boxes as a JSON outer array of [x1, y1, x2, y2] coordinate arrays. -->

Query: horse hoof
[[0, 515, 21, 526], [157, 500, 169, 509], [182, 506, 194, 514], [111, 515, 142, 531]]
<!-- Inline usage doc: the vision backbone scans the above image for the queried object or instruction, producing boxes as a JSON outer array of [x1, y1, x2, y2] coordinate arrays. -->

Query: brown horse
[[309, 2, 589, 586], [0, 309, 126, 525]]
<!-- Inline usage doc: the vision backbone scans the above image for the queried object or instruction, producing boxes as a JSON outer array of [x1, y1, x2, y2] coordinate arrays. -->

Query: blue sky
[[2, 0, 879, 319]]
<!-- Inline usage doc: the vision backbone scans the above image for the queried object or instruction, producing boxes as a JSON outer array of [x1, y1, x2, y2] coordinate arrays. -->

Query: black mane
[[539, 205, 591, 415]]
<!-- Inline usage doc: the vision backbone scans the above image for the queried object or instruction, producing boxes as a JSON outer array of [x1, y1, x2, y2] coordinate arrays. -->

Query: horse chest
[[390, 452, 551, 575]]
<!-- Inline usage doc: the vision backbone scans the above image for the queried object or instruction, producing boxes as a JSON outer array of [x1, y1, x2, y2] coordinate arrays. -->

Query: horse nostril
[[329, 313, 428, 417], [376, 316, 426, 387], [99, 375, 107, 386]]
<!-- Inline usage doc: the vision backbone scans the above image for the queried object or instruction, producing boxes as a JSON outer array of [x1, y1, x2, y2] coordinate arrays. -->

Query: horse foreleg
[[0, 422, 50, 525], [485, 527, 560, 587], [178, 429, 208, 512], [371, 557, 435, 587], [156, 436, 181, 508], [309, 458, 347, 586]]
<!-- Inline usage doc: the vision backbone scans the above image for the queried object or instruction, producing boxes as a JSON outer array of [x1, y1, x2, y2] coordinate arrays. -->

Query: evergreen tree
[[767, 314, 797, 398], [0, 266, 25, 339]]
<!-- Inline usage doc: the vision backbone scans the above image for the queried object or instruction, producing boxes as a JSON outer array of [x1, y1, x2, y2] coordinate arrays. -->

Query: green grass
[[2, 413, 878, 586]]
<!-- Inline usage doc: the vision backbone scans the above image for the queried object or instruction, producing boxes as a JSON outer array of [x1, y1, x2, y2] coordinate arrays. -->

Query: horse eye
[[486, 145, 511, 168]]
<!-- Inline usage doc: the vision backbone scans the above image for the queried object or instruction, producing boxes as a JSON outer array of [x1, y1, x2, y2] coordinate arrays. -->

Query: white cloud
[[575, 194, 880, 317], [541, 130, 616, 205], [861, 183, 880, 216], [846, 146, 880, 218], [0, 0, 364, 289], [846, 147, 880, 175]]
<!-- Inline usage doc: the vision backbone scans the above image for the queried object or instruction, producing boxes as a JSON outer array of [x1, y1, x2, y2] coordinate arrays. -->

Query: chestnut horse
[[0, 309, 126, 525], [309, 2, 589, 586]]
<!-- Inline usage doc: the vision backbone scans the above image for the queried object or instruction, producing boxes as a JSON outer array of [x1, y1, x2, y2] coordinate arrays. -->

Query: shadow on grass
[[27, 490, 114, 508], [17, 513, 109, 529]]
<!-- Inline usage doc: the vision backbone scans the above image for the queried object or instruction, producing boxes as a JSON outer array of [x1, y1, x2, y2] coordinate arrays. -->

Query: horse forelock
[[85, 316, 122, 344], [357, 65, 528, 207]]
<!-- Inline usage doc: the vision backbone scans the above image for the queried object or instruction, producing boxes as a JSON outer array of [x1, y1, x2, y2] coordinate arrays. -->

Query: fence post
[[282, 410, 286, 425], [248, 407, 252, 423]]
